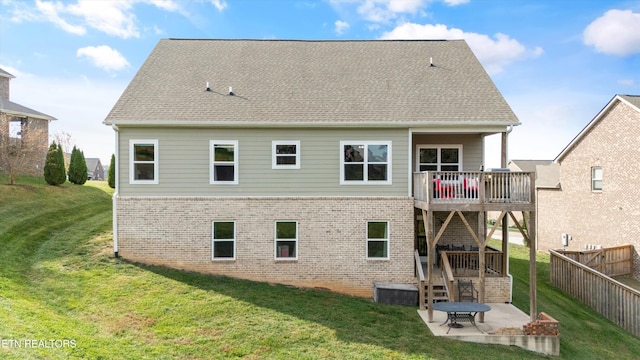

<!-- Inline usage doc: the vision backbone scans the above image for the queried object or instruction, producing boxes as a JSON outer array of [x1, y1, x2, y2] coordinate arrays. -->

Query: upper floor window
[[212, 221, 235, 260], [417, 145, 462, 171], [130, 139, 158, 184], [210, 140, 238, 184], [272, 141, 300, 169], [340, 141, 391, 184], [275, 221, 298, 260], [367, 221, 389, 260], [591, 167, 602, 192]]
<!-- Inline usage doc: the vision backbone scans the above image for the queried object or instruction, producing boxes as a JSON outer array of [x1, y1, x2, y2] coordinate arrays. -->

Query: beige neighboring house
[[536, 94, 640, 279], [104, 39, 535, 303], [0, 68, 56, 175]]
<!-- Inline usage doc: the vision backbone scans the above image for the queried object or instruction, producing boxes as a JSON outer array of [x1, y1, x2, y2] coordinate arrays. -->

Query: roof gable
[[555, 94, 640, 162], [105, 39, 518, 128]]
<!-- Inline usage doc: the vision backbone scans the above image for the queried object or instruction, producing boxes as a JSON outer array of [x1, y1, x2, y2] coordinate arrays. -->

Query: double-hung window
[[212, 221, 235, 260], [416, 145, 462, 171], [591, 167, 602, 192], [341, 141, 391, 184], [130, 139, 158, 184], [210, 140, 238, 184], [275, 221, 297, 260], [272, 141, 300, 169], [367, 221, 389, 259]]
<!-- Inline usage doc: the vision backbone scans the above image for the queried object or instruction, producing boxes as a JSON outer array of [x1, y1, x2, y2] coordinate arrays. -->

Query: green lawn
[[1, 176, 639, 359]]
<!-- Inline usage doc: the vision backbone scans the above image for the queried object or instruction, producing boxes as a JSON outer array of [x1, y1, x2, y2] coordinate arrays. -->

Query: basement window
[[367, 221, 389, 260], [212, 221, 235, 260], [275, 221, 298, 260]]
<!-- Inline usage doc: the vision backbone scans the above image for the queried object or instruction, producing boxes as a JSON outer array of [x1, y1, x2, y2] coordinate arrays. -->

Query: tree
[[68, 146, 88, 185], [108, 154, 115, 188], [43, 142, 66, 185]]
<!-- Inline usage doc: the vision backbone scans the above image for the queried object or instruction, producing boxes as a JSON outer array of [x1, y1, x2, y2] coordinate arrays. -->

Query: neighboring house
[[508, 159, 552, 173], [104, 39, 535, 304], [86, 158, 105, 180], [536, 94, 640, 279], [0, 68, 56, 175]]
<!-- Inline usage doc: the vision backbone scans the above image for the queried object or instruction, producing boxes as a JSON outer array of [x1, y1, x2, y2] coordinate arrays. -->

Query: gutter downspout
[[112, 124, 119, 258]]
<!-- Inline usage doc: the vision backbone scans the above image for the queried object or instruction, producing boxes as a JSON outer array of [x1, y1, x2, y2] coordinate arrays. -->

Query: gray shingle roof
[[509, 160, 553, 172], [0, 68, 15, 78], [0, 98, 56, 121], [620, 94, 640, 110], [104, 39, 519, 127]]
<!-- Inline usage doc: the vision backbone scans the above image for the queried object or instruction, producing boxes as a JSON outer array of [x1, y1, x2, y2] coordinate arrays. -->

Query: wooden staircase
[[424, 283, 450, 308]]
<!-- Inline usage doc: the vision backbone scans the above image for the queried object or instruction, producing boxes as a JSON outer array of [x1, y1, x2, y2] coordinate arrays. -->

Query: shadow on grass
[[130, 260, 543, 359]]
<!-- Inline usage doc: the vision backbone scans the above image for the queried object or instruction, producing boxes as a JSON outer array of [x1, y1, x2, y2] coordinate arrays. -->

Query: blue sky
[[1, 0, 639, 167]]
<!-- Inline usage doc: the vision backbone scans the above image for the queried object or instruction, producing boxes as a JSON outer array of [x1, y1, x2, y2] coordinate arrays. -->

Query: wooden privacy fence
[[550, 249, 640, 337], [554, 245, 633, 277]]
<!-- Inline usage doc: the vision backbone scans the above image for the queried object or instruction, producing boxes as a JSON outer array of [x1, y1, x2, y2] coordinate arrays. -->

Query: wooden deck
[[413, 171, 535, 212]]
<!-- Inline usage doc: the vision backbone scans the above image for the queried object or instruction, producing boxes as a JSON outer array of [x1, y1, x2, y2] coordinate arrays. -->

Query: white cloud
[[443, 0, 470, 5], [209, 0, 228, 12], [583, 9, 640, 56], [11, 0, 185, 39], [335, 20, 350, 34], [35, 0, 86, 35], [330, 0, 427, 24], [66, 0, 139, 39], [618, 79, 635, 86], [77, 46, 130, 72], [381, 23, 538, 74]]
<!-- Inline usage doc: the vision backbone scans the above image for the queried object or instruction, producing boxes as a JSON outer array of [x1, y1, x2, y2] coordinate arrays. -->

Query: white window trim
[[129, 139, 158, 184], [210, 140, 239, 185], [212, 221, 236, 261], [274, 221, 298, 261], [340, 141, 392, 185], [591, 166, 603, 192], [272, 140, 301, 169], [366, 221, 390, 260], [415, 144, 463, 172]]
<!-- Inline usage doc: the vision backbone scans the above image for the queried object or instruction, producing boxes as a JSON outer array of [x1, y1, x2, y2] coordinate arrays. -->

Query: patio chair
[[458, 280, 478, 302]]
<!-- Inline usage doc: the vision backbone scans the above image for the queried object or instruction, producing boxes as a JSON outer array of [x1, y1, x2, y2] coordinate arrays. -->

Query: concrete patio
[[418, 303, 559, 356]]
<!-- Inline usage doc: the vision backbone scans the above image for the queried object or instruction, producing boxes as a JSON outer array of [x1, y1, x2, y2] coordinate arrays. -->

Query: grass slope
[[1, 176, 639, 359]]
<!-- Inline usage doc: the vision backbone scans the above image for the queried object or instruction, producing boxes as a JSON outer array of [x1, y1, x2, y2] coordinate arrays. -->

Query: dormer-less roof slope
[[0, 68, 16, 79], [104, 39, 519, 128], [0, 98, 56, 121]]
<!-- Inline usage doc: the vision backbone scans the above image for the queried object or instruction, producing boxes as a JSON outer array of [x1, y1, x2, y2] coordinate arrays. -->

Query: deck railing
[[413, 171, 533, 204], [441, 250, 504, 277]]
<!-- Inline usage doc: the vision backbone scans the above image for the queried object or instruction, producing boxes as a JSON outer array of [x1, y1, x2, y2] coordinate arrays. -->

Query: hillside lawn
[[1, 175, 639, 359]]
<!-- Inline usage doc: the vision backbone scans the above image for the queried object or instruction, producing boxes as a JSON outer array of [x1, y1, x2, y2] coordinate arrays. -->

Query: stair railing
[[440, 251, 456, 301], [414, 250, 426, 310]]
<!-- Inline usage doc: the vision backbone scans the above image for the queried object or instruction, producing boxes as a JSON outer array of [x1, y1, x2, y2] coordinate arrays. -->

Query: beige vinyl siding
[[118, 127, 409, 197], [411, 133, 483, 171]]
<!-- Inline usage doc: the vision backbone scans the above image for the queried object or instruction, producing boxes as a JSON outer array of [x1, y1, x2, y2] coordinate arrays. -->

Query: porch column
[[424, 209, 435, 322], [529, 175, 537, 322], [478, 210, 486, 322]]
